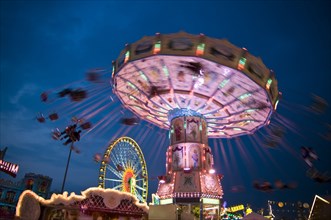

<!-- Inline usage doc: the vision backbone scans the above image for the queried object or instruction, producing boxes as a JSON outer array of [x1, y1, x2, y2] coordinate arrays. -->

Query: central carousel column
[[155, 108, 223, 206]]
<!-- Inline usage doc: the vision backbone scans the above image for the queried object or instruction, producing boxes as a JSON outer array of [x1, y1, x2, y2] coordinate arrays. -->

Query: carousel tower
[[156, 108, 223, 203]]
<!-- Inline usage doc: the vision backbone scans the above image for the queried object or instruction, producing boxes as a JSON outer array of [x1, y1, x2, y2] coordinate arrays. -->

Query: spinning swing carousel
[[111, 31, 280, 216]]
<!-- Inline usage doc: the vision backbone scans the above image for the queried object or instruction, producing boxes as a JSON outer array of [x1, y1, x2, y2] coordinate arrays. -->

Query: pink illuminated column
[[156, 108, 223, 203]]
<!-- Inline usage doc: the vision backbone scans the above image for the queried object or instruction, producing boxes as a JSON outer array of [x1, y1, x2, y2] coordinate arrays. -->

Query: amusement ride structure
[[98, 136, 148, 203], [110, 31, 280, 212]]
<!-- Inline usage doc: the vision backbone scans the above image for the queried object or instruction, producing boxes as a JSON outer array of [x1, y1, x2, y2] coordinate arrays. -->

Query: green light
[[245, 109, 257, 113], [162, 66, 169, 76], [266, 78, 273, 89], [197, 43, 205, 51], [155, 41, 161, 49], [160, 198, 173, 205], [127, 82, 136, 89], [219, 79, 229, 88], [202, 198, 220, 205], [154, 41, 161, 54], [124, 51, 130, 63], [238, 57, 246, 70], [139, 71, 148, 81], [196, 43, 205, 55], [239, 57, 246, 66], [239, 93, 251, 100], [111, 65, 115, 78]]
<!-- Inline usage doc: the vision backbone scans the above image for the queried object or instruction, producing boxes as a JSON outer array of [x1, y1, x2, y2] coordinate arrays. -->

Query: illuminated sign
[[202, 198, 220, 205], [160, 198, 173, 205], [0, 159, 19, 177], [228, 204, 244, 212], [152, 194, 160, 205]]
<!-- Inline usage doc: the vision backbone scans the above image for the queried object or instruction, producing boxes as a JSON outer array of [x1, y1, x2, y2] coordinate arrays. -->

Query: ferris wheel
[[98, 136, 148, 203]]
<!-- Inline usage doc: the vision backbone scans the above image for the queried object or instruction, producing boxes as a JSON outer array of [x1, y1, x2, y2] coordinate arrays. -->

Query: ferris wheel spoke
[[106, 164, 123, 179], [134, 189, 144, 202], [104, 178, 122, 182], [131, 159, 141, 172], [111, 150, 126, 171], [135, 184, 147, 191], [129, 159, 139, 172], [135, 167, 143, 176], [110, 151, 121, 167], [112, 184, 123, 190], [135, 178, 144, 182]]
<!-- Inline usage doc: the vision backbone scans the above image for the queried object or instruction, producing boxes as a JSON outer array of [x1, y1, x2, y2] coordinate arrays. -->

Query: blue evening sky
[[1, 0, 330, 210]]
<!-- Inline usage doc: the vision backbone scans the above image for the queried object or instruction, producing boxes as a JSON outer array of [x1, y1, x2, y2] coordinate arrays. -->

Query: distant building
[[0, 178, 22, 219], [0, 173, 52, 219]]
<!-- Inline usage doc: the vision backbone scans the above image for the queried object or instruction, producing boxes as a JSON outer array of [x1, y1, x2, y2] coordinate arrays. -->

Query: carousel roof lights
[[266, 78, 273, 90], [113, 32, 278, 138]]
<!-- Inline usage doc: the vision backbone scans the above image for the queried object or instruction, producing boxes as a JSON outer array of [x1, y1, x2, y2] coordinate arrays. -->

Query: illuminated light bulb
[[209, 168, 216, 174], [266, 78, 273, 90], [158, 175, 166, 183], [111, 63, 115, 78], [274, 99, 279, 111], [153, 41, 161, 54], [196, 43, 205, 56], [124, 51, 130, 63], [194, 77, 204, 89], [237, 57, 246, 70], [162, 66, 169, 77]]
